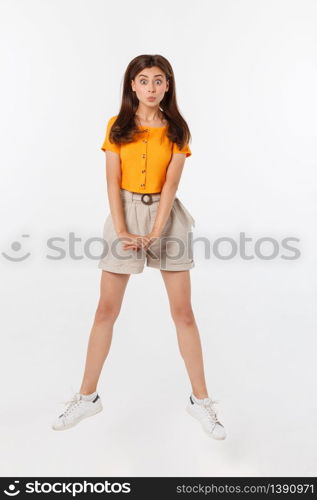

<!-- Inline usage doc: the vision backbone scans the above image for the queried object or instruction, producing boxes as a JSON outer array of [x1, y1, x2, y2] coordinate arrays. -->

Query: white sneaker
[[186, 394, 227, 440], [52, 392, 103, 431]]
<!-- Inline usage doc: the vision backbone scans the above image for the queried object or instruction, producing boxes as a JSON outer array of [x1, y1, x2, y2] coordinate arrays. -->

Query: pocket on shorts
[[174, 198, 196, 228], [102, 213, 112, 236]]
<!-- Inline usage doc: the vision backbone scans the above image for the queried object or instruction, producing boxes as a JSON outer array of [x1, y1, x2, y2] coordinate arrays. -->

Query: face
[[131, 66, 169, 107]]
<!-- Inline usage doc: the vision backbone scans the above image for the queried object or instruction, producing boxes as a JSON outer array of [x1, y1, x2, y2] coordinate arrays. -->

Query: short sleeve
[[172, 141, 192, 157], [101, 115, 120, 154]]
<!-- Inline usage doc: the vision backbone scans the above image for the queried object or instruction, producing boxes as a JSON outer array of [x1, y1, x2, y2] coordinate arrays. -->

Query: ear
[[131, 79, 135, 92]]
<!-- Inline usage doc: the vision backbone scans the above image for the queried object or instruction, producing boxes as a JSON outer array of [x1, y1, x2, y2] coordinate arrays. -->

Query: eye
[[139, 79, 163, 85]]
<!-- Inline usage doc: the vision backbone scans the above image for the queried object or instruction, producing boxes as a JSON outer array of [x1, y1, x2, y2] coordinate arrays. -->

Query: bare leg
[[79, 270, 130, 395], [160, 270, 209, 399]]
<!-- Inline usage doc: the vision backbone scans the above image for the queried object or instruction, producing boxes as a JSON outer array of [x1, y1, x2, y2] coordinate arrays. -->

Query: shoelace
[[202, 398, 220, 423], [59, 393, 82, 417]]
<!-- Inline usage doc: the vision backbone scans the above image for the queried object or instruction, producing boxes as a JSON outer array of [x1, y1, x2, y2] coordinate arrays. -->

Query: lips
[[147, 97, 156, 101]]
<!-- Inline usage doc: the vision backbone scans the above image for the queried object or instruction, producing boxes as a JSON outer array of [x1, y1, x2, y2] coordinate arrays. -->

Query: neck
[[135, 104, 163, 122]]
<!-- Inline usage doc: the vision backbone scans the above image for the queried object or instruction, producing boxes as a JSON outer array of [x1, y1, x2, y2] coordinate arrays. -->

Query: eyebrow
[[138, 74, 164, 78]]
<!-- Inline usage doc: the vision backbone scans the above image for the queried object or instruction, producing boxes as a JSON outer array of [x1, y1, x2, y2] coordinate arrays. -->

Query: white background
[[1, 0, 316, 477]]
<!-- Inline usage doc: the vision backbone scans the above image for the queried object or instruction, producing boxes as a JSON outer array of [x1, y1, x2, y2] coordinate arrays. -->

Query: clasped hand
[[117, 230, 161, 252]]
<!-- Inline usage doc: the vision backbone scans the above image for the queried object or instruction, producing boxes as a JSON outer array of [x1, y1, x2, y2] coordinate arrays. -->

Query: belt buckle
[[141, 193, 153, 205]]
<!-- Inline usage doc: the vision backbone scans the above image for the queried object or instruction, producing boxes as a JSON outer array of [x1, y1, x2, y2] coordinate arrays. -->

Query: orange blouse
[[101, 115, 192, 193]]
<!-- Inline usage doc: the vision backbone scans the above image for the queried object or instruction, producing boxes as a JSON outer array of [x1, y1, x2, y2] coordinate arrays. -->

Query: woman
[[52, 54, 226, 440]]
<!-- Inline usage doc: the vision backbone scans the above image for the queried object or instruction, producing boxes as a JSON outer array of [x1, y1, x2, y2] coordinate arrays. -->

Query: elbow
[[163, 179, 179, 192], [107, 179, 122, 193]]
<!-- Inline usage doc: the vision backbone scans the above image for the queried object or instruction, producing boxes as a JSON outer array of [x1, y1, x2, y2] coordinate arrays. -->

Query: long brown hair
[[108, 54, 191, 150]]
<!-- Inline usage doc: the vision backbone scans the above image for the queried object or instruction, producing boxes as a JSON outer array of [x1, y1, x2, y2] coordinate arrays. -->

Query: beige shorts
[[98, 189, 196, 274]]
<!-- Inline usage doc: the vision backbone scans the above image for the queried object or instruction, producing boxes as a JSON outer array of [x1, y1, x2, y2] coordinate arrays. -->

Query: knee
[[171, 305, 195, 326], [94, 301, 121, 323]]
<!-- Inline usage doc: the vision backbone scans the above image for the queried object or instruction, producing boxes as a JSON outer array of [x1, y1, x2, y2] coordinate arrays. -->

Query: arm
[[105, 150, 127, 236], [105, 151, 146, 251], [151, 153, 186, 236]]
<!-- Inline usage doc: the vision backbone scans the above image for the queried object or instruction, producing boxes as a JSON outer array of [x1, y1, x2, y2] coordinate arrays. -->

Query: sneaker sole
[[186, 404, 227, 440], [52, 404, 103, 431]]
